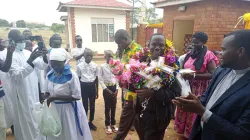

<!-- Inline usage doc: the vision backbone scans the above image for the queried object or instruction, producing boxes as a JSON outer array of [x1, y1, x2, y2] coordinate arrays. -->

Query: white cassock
[[0, 49, 14, 128], [44, 71, 93, 140], [8, 49, 47, 140]]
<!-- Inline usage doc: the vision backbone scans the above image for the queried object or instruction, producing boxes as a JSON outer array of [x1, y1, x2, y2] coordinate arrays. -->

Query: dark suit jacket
[[189, 67, 250, 140]]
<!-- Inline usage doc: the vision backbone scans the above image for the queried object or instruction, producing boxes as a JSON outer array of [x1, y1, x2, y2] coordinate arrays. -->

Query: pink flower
[[109, 59, 115, 66], [169, 56, 176, 64], [115, 60, 121, 65]]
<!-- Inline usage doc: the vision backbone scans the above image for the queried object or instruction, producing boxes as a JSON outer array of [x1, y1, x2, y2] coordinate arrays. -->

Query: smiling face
[[149, 35, 165, 60], [191, 37, 204, 50]]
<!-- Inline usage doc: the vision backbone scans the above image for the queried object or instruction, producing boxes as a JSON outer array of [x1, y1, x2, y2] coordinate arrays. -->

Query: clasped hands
[[172, 92, 206, 116]]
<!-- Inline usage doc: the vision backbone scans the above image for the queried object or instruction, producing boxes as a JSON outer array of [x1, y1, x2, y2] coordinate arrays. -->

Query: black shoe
[[89, 122, 97, 131]]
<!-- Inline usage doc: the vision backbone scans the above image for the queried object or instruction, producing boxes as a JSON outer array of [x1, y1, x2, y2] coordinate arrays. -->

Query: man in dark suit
[[173, 30, 250, 140]]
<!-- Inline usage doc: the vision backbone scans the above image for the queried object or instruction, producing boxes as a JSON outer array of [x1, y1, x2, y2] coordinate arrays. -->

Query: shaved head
[[114, 29, 131, 51]]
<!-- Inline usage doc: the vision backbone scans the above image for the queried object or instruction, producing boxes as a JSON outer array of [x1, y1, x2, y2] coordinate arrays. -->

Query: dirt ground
[[6, 60, 186, 140]]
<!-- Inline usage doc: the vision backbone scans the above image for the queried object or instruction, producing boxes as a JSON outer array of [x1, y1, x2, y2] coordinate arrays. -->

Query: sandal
[[105, 126, 112, 135], [111, 125, 118, 133]]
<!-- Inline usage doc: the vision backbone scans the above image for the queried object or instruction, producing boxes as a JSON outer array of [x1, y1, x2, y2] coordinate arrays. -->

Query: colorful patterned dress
[[174, 50, 218, 138], [121, 41, 142, 101]]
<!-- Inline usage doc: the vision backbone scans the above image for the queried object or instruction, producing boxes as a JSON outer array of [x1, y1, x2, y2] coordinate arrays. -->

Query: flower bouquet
[[136, 56, 178, 90], [109, 59, 124, 76]]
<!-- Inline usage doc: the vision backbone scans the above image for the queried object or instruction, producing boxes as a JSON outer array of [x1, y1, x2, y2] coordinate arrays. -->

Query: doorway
[[173, 20, 194, 55]]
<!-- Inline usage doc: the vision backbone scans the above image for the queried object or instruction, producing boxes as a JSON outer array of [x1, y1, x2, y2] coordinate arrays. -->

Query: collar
[[125, 40, 135, 50], [48, 64, 72, 84], [232, 67, 250, 75], [83, 61, 92, 65]]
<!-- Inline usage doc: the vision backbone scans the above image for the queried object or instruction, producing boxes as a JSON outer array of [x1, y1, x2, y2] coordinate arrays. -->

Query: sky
[[0, 0, 163, 26]]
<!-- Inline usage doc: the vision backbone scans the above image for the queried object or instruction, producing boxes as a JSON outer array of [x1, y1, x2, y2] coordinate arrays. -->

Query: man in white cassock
[[0, 40, 14, 131], [7, 30, 48, 140]]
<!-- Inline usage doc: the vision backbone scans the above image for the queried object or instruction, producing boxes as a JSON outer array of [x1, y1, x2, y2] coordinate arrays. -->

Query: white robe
[[8, 49, 47, 140], [0, 49, 14, 128], [44, 71, 93, 140]]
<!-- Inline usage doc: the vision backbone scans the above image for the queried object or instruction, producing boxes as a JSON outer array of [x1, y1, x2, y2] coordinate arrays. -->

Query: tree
[[16, 20, 26, 28], [26, 23, 48, 29], [145, 8, 158, 24], [131, 7, 162, 24], [51, 23, 65, 33], [0, 19, 10, 27]]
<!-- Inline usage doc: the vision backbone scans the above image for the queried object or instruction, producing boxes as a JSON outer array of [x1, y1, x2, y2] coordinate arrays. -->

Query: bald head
[[8, 29, 23, 43], [115, 29, 131, 50]]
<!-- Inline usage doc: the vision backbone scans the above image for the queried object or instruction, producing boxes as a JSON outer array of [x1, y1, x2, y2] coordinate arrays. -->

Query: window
[[91, 18, 114, 42]]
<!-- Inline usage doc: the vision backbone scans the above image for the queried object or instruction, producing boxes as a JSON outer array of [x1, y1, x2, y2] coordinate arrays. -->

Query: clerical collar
[[232, 67, 250, 75]]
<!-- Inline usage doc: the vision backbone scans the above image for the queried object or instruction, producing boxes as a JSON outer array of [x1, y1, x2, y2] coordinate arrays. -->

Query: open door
[[173, 20, 194, 55]]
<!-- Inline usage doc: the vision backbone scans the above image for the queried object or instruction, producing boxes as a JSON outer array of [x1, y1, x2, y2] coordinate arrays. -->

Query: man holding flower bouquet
[[113, 29, 143, 140], [134, 34, 181, 140]]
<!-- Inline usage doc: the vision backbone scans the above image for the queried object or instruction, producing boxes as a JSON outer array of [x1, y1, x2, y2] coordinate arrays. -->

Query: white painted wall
[[74, 8, 127, 54]]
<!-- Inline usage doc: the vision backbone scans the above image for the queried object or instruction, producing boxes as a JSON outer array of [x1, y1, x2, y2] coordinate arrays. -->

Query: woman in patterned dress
[[174, 32, 218, 139]]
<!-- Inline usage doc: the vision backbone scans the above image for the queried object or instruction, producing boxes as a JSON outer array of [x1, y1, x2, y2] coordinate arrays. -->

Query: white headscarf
[[49, 48, 72, 61]]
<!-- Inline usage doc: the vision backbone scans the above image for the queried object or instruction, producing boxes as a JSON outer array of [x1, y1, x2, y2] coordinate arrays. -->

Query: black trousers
[[103, 85, 117, 126], [121, 89, 125, 107], [81, 82, 96, 122], [134, 114, 169, 140]]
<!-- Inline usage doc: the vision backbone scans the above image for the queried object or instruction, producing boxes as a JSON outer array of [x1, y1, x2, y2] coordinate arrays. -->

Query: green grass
[[0, 28, 66, 48]]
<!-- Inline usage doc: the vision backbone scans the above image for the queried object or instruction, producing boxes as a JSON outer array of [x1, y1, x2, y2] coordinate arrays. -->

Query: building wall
[[163, 0, 250, 51], [74, 8, 126, 54], [173, 20, 194, 54], [68, 7, 75, 48]]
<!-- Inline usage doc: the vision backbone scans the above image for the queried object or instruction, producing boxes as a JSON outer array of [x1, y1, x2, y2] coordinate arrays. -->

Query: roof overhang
[[57, 2, 133, 12], [60, 16, 68, 21], [151, 0, 203, 8]]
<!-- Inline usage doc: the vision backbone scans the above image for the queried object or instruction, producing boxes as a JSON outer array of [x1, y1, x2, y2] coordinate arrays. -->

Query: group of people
[[0, 28, 250, 140]]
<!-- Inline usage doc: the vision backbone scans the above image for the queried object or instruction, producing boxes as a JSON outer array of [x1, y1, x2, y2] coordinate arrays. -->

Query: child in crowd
[[99, 50, 119, 134], [77, 48, 99, 131]]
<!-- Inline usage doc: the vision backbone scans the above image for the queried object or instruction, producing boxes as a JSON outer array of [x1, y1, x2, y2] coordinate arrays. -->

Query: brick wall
[[163, 0, 250, 50], [137, 24, 147, 47], [126, 11, 131, 35], [69, 7, 76, 48]]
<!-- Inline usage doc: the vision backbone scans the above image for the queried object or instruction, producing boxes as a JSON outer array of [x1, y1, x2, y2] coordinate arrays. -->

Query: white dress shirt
[[201, 67, 250, 127], [99, 63, 119, 90], [71, 47, 85, 65], [77, 61, 98, 83]]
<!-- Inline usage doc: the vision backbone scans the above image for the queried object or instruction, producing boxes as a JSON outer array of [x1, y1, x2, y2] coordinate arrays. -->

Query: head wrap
[[49, 48, 72, 61]]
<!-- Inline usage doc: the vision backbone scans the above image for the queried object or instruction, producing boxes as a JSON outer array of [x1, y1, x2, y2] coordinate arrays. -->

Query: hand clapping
[[172, 92, 206, 116]]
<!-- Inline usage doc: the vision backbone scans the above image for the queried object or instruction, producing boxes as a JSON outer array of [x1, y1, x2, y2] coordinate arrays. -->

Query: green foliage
[[26, 23, 48, 29], [51, 23, 65, 33], [16, 20, 26, 28], [0, 19, 10, 27], [131, 8, 162, 24]]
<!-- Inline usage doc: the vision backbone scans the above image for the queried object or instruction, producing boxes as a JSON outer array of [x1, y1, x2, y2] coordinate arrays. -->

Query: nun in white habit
[[44, 48, 93, 140]]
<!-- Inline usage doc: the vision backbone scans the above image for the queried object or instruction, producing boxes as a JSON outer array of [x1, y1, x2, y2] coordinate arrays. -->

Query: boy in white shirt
[[99, 50, 119, 134], [77, 48, 99, 131], [71, 35, 85, 65]]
